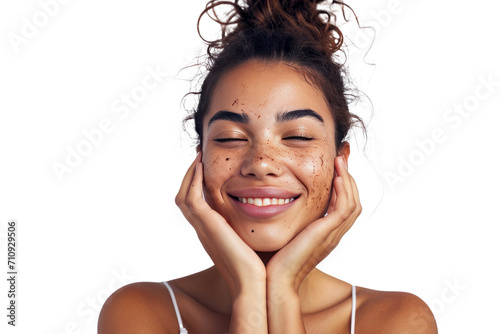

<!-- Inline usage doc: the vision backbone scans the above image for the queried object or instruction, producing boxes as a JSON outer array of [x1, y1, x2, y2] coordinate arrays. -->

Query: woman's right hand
[[175, 152, 267, 301]]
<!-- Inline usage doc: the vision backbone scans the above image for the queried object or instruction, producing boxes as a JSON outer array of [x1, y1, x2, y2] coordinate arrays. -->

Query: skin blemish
[[226, 158, 229, 161], [251, 230, 254, 233], [232, 99, 239, 106]]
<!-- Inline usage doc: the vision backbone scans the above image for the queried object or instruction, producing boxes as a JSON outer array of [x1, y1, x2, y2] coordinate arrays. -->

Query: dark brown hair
[[185, 0, 365, 151]]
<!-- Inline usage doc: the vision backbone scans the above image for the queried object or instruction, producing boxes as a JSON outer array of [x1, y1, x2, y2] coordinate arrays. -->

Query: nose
[[240, 143, 283, 179]]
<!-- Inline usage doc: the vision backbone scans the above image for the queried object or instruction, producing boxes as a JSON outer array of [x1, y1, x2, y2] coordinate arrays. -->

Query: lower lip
[[230, 197, 297, 219]]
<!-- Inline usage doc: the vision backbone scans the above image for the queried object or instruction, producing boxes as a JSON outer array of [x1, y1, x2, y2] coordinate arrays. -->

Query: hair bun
[[201, 0, 347, 57], [189, 0, 365, 149]]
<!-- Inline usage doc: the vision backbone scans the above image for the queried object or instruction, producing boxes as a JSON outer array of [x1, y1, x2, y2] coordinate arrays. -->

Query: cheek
[[202, 151, 237, 204], [294, 152, 335, 213]]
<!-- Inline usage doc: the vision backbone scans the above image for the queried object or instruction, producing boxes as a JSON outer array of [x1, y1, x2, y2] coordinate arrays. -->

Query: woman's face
[[201, 60, 342, 252]]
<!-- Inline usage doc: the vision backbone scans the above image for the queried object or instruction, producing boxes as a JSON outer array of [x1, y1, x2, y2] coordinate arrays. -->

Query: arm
[[266, 155, 361, 333], [98, 283, 177, 334], [176, 153, 268, 333], [384, 293, 438, 334], [229, 284, 268, 333], [267, 284, 306, 334]]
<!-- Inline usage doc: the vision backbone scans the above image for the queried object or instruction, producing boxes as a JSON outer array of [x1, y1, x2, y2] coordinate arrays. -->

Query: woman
[[99, 0, 437, 333]]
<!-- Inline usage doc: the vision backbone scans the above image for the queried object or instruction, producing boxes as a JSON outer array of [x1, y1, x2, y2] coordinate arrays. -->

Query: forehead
[[205, 60, 333, 122]]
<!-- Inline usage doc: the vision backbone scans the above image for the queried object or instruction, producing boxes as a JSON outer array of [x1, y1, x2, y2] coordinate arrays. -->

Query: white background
[[1, 0, 499, 333]]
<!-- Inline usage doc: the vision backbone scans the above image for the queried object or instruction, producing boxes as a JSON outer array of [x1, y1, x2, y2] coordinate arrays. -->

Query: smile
[[229, 193, 300, 219], [237, 197, 295, 206]]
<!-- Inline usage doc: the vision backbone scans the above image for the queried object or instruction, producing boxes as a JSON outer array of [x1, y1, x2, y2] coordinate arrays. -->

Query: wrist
[[230, 284, 267, 334], [267, 274, 299, 295], [231, 280, 266, 303], [267, 287, 305, 334]]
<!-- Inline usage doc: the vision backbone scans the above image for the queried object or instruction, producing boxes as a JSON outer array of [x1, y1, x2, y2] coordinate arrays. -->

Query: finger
[[175, 152, 202, 207], [336, 171, 362, 236], [325, 156, 349, 215], [327, 171, 349, 226], [350, 175, 361, 212], [336, 156, 354, 202], [338, 158, 361, 218], [185, 160, 208, 213]]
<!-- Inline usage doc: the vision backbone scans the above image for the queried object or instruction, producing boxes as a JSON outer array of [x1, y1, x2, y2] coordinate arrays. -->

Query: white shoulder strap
[[351, 285, 356, 334], [163, 281, 188, 334]]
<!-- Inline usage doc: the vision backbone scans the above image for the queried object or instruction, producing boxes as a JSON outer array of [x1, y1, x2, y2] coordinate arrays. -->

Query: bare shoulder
[[98, 282, 178, 334], [356, 287, 438, 334]]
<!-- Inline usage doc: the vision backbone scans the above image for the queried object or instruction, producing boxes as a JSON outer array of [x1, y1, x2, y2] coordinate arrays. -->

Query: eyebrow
[[207, 108, 324, 127], [208, 111, 250, 127], [276, 109, 324, 124]]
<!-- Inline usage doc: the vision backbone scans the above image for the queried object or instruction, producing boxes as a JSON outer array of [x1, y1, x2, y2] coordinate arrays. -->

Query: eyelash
[[283, 136, 314, 141], [214, 138, 247, 142], [214, 136, 314, 142]]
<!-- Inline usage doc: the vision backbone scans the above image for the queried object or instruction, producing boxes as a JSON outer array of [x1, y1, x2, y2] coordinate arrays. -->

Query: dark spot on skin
[[320, 156, 324, 166], [226, 158, 229, 161], [232, 99, 238, 106], [251, 230, 254, 233], [258, 115, 261, 119]]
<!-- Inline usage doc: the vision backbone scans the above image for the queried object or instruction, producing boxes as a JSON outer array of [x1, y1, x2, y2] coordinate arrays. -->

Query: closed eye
[[283, 136, 314, 141], [214, 138, 247, 142]]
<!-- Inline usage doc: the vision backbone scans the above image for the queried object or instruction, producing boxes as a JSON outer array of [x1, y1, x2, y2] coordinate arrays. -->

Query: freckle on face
[[200, 60, 337, 251]]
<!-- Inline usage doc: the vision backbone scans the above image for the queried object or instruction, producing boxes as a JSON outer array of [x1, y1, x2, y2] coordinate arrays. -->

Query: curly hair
[[185, 0, 365, 151]]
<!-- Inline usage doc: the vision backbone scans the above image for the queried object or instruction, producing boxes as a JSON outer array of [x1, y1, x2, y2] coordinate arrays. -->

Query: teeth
[[237, 197, 296, 206]]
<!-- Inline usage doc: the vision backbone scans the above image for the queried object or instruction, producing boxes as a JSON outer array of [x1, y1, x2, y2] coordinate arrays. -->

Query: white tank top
[[163, 281, 357, 334]]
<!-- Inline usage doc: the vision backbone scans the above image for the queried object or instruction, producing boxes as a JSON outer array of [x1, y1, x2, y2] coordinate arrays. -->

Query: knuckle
[[185, 196, 196, 208], [338, 207, 350, 220], [185, 195, 204, 211], [347, 201, 356, 213], [174, 194, 182, 207]]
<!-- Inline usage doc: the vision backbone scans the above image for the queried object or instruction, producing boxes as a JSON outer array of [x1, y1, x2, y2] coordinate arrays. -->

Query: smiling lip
[[228, 188, 300, 219]]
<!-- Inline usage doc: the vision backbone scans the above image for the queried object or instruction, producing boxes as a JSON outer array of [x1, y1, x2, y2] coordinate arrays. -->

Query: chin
[[249, 242, 284, 253], [235, 225, 295, 252]]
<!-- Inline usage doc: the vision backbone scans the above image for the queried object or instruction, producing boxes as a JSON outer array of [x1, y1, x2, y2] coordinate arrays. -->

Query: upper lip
[[227, 187, 300, 199]]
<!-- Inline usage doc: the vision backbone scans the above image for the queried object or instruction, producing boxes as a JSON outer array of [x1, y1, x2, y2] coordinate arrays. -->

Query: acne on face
[[201, 59, 338, 251]]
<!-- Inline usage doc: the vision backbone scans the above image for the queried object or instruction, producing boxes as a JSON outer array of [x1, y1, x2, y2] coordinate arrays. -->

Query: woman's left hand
[[266, 155, 362, 292]]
